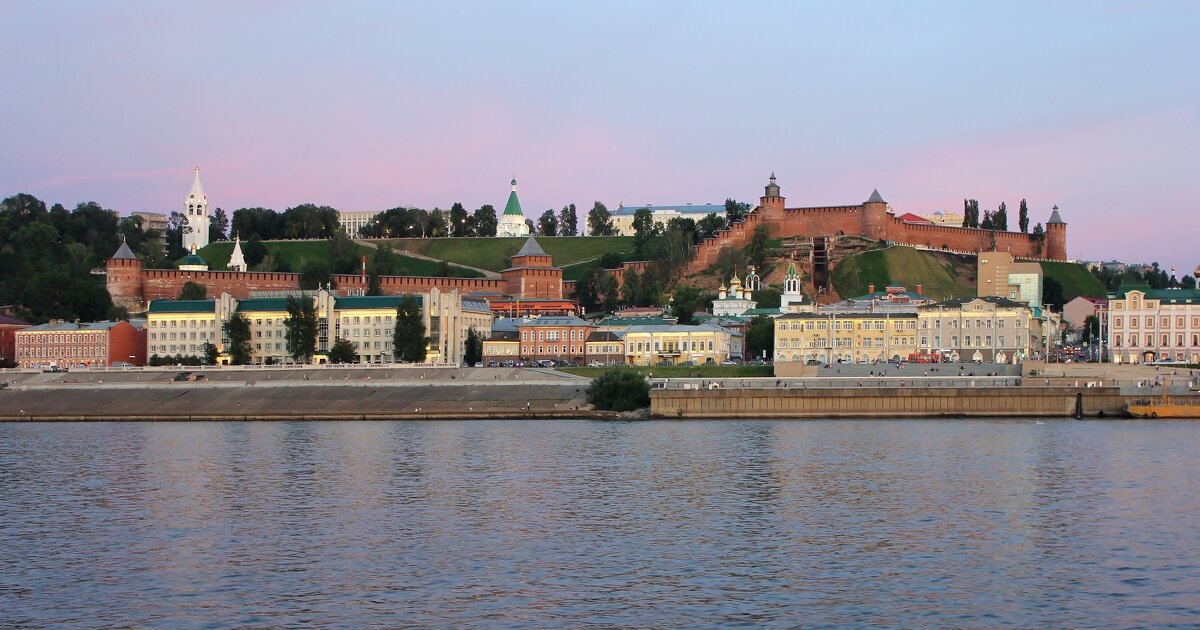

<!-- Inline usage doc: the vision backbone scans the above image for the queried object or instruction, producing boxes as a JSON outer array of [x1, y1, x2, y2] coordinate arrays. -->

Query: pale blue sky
[[2, 1, 1197, 272]]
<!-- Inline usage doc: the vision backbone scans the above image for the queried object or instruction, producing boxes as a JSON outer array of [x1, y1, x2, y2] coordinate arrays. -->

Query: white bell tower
[[182, 166, 210, 252]]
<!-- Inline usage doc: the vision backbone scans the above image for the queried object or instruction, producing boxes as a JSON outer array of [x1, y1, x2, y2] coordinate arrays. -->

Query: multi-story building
[[147, 288, 490, 365], [773, 311, 919, 367], [711, 276, 757, 317], [623, 323, 742, 366], [15, 320, 147, 368], [516, 316, 594, 363], [337, 211, 381, 237], [1105, 286, 1200, 364], [0, 315, 31, 366], [1063, 296, 1106, 331], [606, 203, 726, 236], [916, 297, 1034, 363], [978, 251, 1043, 308], [584, 331, 625, 365]]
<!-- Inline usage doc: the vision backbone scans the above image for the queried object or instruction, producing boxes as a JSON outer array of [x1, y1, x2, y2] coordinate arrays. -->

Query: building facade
[[182, 167, 210, 253], [0, 315, 32, 366], [916, 297, 1034, 363], [606, 203, 725, 236], [337, 211, 381, 236], [147, 288, 490, 365], [773, 311, 919, 365], [711, 276, 757, 317], [15, 320, 147, 368], [1105, 287, 1200, 364], [515, 316, 593, 363], [978, 251, 1043, 308], [623, 323, 742, 366]]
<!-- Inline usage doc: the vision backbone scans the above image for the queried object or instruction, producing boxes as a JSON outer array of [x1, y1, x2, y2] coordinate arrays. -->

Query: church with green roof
[[498, 177, 530, 237]]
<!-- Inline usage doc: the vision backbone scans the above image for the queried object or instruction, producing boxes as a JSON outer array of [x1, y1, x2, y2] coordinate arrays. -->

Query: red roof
[[897, 213, 932, 224]]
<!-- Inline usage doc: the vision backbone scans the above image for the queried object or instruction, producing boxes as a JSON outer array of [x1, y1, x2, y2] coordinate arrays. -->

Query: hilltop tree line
[[961, 198, 1040, 236]]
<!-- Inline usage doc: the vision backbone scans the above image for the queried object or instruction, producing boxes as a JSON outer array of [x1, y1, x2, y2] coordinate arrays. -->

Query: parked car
[[588, 361, 605, 367], [473, 362, 483, 368]]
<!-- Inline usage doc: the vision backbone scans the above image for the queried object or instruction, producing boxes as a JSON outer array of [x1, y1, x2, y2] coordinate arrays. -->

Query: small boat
[[1125, 383, 1200, 418]]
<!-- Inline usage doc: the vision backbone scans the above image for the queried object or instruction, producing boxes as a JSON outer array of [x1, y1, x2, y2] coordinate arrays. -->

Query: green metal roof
[[598, 316, 675, 326], [334, 295, 421, 310], [503, 181, 524, 216], [180, 254, 207, 266], [235, 298, 290, 312], [1110, 286, 1200, 304], [148, 299, 216, 314]]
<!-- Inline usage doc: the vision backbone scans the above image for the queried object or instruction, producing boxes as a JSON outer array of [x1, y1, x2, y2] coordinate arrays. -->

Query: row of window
[[150, 319, 214, 328], [777, 337, 916, 349], [17, 333, 104, 343], [150, 331, 213, 341], [16, 347, 104, 358], [1111, 316, 1200, 329], [632, 341, 717, 352], [1112, 334, 1200, 348], [520, 329, 587, 342]]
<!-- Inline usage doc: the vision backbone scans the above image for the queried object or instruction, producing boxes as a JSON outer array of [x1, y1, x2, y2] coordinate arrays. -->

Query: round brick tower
[[1046, 205, 1067, 261], [862, 189, 888, 241], [105, 237, 144, 311]]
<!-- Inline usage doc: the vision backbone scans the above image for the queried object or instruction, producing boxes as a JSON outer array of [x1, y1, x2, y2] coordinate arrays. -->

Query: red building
[[0, 315, 32, 367], [15, 320, 147, 369], [516, 316, 594, 363]]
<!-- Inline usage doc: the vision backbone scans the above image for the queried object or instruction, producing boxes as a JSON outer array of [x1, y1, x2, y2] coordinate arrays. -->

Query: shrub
[[586, 369, 651, 411]]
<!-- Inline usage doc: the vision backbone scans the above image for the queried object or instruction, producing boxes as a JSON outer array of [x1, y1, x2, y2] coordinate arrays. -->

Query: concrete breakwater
[[651, 385, 1140, 418], [0, 383, 595, 421]]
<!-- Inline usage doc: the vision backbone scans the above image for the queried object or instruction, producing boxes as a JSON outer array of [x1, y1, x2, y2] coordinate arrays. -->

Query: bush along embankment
[[586, 369, 651, 412]]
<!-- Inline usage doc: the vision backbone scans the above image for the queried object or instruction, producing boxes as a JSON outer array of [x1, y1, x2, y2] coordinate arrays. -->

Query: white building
[[1105, 285, 1200, 364], [182, 167, 210, 253], [780, 261, 812, 313], [607, 203, 725, 236], [228, 235, 247, 272], [712, 276, 757, 317], [498, 178, 530, 238], [338, 211, 381, 236]]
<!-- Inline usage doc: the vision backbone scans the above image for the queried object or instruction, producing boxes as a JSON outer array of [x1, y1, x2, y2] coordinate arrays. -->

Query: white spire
[[228, 233, 247, 272], [189, 166, 206, 200]]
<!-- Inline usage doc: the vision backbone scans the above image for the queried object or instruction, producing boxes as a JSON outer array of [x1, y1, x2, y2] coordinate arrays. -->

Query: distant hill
[[831, 246, 977, 301]]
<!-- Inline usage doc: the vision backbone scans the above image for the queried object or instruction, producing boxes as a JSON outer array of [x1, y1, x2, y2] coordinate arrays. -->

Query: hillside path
[[354, 239, 500, 278]]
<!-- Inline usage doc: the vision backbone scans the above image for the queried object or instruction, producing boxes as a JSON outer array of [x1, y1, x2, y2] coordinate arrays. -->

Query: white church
[[180, 166, 246, 271]]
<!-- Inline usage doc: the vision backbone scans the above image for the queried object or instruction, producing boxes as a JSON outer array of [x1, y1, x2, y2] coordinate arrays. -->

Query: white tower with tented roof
[[182, 166, 210, 253]]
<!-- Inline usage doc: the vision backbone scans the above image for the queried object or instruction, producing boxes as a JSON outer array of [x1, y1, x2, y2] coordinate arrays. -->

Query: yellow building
[[773, 311, 919, 366], [622, 323, 742, 366]]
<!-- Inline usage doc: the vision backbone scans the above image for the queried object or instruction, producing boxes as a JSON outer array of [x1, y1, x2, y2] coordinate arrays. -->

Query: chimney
[[916, 284, 923, 295], [868, 284, 875, 294]]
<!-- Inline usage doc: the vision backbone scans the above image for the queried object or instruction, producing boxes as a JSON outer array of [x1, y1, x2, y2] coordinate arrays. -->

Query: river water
[[1, 419, 1197, 628]]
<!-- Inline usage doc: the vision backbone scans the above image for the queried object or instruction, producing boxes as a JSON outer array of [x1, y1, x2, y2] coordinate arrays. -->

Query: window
[[1115, 317, 1123, 328]]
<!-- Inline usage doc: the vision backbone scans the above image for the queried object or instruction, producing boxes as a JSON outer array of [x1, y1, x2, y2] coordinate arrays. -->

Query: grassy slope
[[831, 247, 976, 300], [381, 236, 636, 272], [194, 240, 483, 277], [1039, 261, 1106, 300], [560, 365, 774, 378]]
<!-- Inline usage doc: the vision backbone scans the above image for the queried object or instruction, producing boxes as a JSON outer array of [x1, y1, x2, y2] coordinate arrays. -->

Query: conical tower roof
[[111, 236, 137, 260], [1047, 204, 1065, 224], [228, 234, 246, 270], [188, 166, 206, 200], [515, 236, 547, 257], [503, 178, 524, 217], [866, 189, 885, 203]]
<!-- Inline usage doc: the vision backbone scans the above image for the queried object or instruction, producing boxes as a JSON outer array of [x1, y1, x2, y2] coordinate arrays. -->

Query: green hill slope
[[193, 240, 483, 278], [831, 247, 976, 301], [1038, 260, 1106, 300], [381, 236, 635, 272]]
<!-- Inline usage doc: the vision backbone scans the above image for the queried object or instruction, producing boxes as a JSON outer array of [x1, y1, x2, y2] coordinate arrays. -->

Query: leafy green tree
[[464, 326, 484, 365], [962, 199, 980, 228], [329, 229, 360, 274], [284, 296, 319, 363], [393, 296, 428, 362], [428, 208, 449, 237], [209, 207, 229, 242], [602, 274, 620, 313], [725, 199, 751, 224], [599, 252, 624, 269], [282, 203, 339, 239], [1183, 275, 1197, 290], [714, 245, 746, 282], [1031, 223, 1045, 255], [621, 268, 640, 306], [472, 204, 498, 237], [743, 224, 771, 272], [586, 369, 650, 411], [558, 203, 578, 236], [753, 287, 782, 308], [328, 338, 358, 364], [299, 259, 334, 290], [243, 236, 268, 267], [745, 315, 774, 361], [525, 218, 536, 235], [449, 202, 469, 236], [1043, 276, 1065, 311], [367, 271, 382, 296], [538, 209, 559, 237], [981, 210, 994, 230], [223, 313, 253, 365], [994, 202, 1008, 231], [201, 342, 218, 365], [231, 207, 284, 240], [671, 285, 707, 325], [632, 208, 659, 256], [1018, 199, 1030, 233], [697, 212, 728, 239], [179, 281, 207, 300], [587, 202, 615, 236], [575, 267, 606, 313]]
